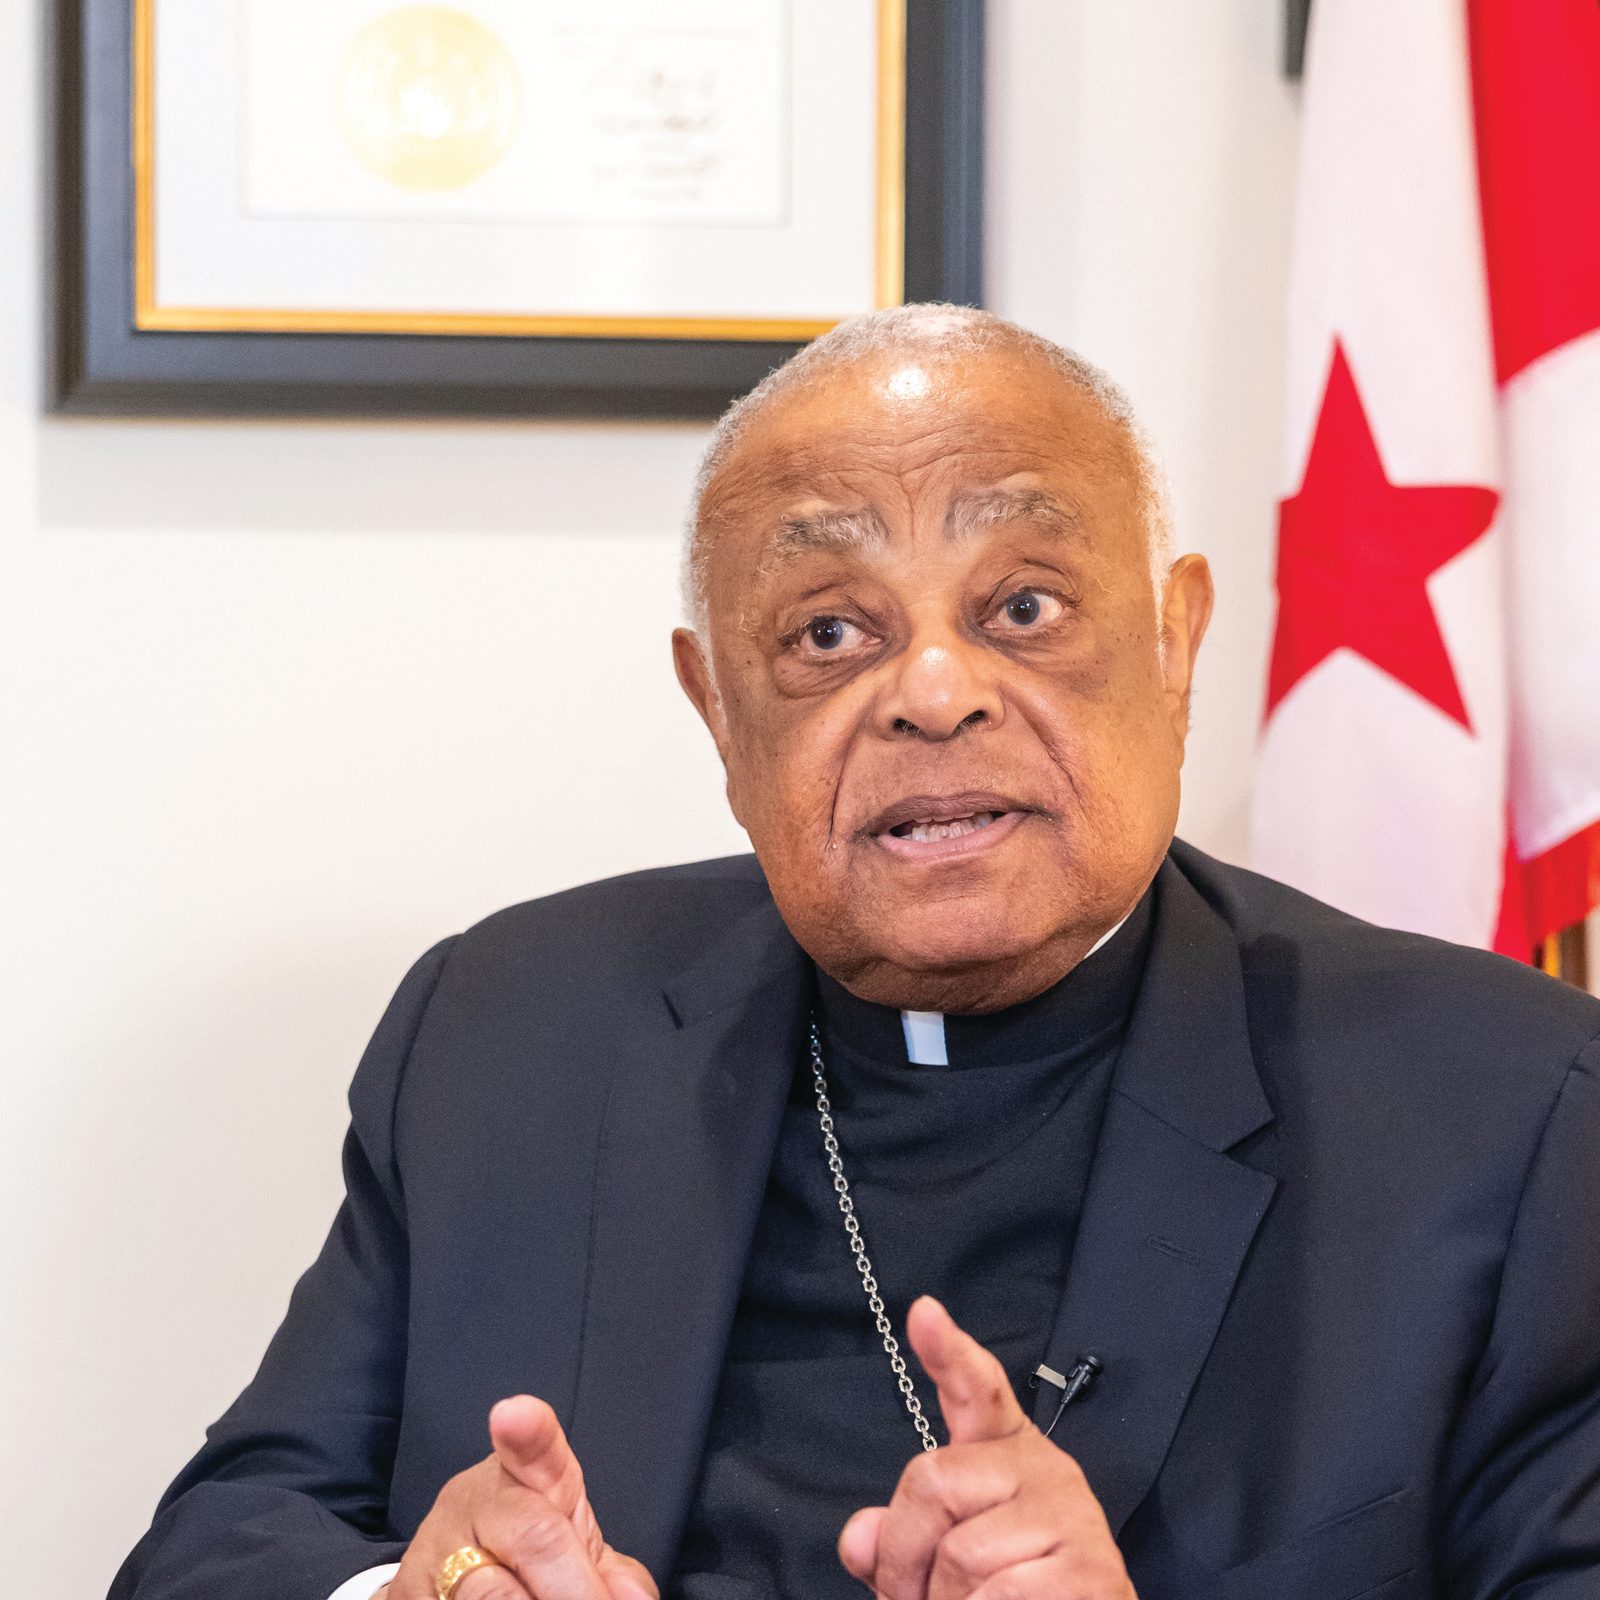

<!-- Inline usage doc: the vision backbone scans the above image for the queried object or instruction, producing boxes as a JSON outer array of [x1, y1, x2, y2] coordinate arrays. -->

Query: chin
[[850, 900, 1052, 981]]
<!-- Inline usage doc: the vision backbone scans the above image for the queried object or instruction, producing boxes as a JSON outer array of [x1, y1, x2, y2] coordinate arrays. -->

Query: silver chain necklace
[[807, 1015, 940, 1453]]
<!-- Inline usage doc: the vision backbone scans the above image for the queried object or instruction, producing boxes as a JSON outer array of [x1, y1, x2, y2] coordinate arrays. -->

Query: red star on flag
[[1266, 341, 1498, 728]]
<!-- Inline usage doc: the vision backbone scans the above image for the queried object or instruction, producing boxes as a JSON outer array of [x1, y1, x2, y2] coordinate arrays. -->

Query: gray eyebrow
[[946, 487, 1084, 541], [772, 506, 891, 556], [764, 488, 1079, 566]]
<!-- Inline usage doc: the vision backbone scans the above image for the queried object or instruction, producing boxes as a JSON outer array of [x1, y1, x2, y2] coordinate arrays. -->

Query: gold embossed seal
[[339, 6, 520, 192]]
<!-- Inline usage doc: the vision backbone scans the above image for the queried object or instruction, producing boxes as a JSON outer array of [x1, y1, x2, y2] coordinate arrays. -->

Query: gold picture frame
[[132, 0, 907, 342]]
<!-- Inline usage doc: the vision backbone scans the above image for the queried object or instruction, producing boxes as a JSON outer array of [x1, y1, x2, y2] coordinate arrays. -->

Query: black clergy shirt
[[670, 892, 1155, 1600]]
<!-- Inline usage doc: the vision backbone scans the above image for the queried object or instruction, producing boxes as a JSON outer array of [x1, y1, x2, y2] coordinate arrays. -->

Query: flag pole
[[1537, 924, 1591, 992]]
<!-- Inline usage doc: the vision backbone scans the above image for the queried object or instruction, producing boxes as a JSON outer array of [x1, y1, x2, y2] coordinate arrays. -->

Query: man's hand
[[381, 1395, 657, 1600], [838, 1298, 1135, 1600]]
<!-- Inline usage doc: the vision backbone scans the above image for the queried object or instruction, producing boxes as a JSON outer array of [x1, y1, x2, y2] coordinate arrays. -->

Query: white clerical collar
[[897, 911, 1133, 1066], [899, 1009, 949, 1065]]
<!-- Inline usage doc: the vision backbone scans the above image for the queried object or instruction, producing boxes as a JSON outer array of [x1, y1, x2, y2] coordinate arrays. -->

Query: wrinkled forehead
[[697, 353, 1141, 541]]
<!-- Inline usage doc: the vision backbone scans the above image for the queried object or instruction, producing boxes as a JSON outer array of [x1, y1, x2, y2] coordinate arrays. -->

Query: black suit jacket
[[111, 843, 1600, 1600]]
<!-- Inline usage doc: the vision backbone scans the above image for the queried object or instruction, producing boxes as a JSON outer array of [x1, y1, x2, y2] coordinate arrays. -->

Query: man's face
[[675, 348, 1213, 1012]]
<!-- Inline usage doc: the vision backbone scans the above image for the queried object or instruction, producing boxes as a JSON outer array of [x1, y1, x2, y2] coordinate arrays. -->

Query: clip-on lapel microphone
[[1029, 1354, 1104, 1438]]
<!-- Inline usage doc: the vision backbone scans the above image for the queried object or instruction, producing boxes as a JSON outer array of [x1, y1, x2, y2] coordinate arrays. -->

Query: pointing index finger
[[906, 1296, 1028, 1446], [490, 1396, 587, 1514]]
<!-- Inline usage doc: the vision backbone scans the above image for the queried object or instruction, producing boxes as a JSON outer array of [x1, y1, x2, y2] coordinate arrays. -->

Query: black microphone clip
[[1029, 1353, 1104, 1438]]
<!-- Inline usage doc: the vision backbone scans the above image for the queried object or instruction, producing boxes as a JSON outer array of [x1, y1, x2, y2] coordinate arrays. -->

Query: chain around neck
[[807, 1016, 940, 1453]]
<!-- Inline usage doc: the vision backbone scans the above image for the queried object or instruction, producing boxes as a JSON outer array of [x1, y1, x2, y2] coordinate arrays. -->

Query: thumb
[[598, 1547, 660, 1600], [906, 1295, 1028, 1446], [837, 1505, 884, 1586]]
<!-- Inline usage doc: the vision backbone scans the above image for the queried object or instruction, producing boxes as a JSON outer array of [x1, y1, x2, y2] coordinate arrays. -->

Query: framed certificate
[[56, 0, 985, 416]]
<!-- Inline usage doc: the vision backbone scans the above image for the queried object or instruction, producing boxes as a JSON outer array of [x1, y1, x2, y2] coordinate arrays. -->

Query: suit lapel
[[569, 893, 809, 1582], [1031, 861, 1278, 1535]]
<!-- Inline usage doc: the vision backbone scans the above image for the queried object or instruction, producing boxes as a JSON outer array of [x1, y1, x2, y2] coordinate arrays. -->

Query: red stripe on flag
[[1515, 819, 1600, 952], [1492, 817, 1531, 959], [1470, 0, 1600, 382], [1496, 818, 1600, 958], [1473, 0, 1600, 953]]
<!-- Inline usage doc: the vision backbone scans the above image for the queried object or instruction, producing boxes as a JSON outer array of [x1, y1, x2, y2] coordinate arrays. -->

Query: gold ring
[[436, 1545, 501, 1600]]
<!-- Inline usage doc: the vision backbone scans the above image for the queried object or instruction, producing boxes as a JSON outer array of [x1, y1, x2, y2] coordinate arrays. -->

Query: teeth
[[905, 811, 998, 843]]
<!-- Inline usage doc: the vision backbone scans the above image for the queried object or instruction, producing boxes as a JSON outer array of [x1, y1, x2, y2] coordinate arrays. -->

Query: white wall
[[0, 3, 1300, 1593]]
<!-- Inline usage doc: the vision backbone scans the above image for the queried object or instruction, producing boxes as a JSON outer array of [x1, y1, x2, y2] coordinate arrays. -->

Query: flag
[[1252, 0, 1600, 958]]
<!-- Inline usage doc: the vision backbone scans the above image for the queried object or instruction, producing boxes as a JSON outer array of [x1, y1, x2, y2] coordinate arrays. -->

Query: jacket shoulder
[[375, 854, 778, 1149], [432, 852, 773, 1000], [1170, 839, 1600, 1082]]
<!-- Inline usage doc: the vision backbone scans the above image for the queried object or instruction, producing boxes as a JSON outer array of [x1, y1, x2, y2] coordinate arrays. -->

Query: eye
[[800, 615, 867, 654], [988, 588, 1064, 631]]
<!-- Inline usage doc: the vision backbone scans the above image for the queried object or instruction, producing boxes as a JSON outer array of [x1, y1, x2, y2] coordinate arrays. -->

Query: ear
[[672, 627, 731, 763], [1158, 554, 1214, 744]]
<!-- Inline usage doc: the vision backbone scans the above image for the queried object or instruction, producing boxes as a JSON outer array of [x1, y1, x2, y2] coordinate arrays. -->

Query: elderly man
[[112, 306, 1600, 1600]]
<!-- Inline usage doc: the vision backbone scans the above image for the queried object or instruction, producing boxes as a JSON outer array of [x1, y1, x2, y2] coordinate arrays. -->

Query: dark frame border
[[54, 0, 984, 419], [1285, 0, 1312, 79]]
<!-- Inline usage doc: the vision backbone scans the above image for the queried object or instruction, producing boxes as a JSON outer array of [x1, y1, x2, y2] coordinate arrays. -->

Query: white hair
[[680, 302, 1174, 636]]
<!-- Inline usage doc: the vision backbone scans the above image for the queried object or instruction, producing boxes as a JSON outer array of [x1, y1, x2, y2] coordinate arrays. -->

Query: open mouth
[[865, 792, 1034, 858], [885, 811, 1005, 844]]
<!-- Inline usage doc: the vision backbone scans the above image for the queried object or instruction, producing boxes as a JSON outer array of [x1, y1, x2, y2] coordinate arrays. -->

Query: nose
[[874, 628, 1005, 742]]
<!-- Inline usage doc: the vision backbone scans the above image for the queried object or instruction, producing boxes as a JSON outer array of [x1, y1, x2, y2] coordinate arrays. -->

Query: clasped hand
[[383, 1295, 1133, 1600]]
